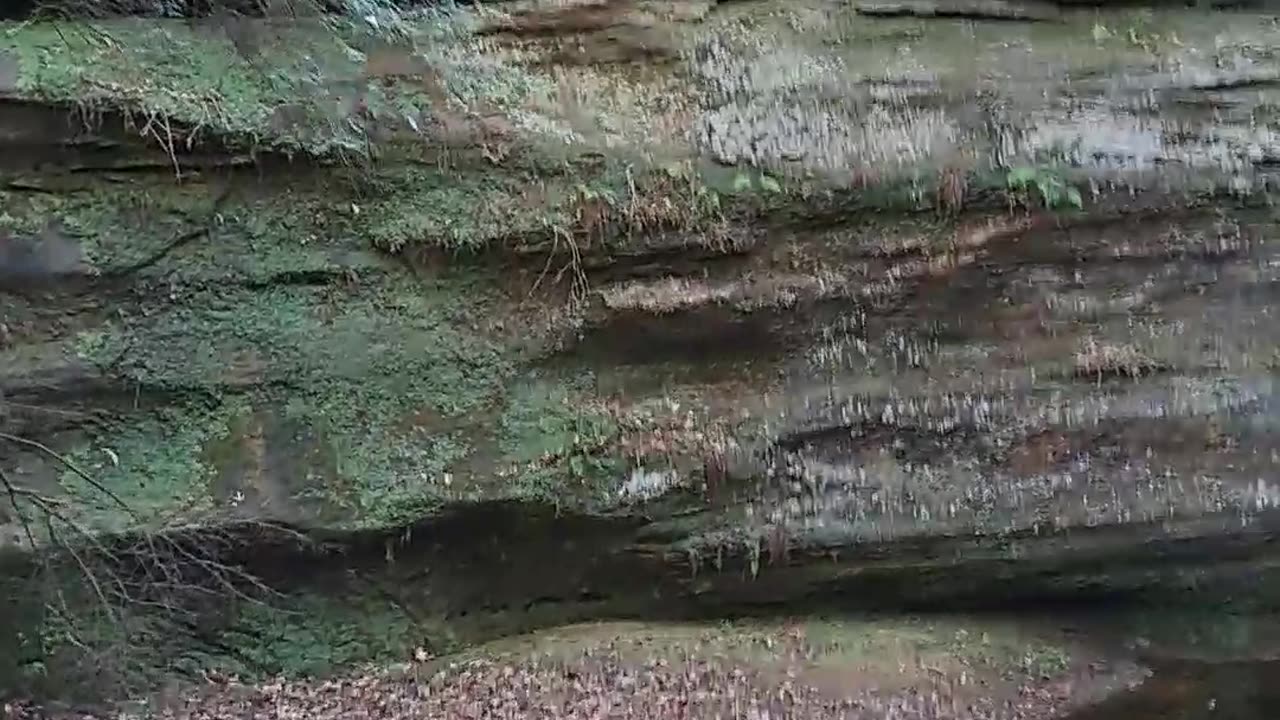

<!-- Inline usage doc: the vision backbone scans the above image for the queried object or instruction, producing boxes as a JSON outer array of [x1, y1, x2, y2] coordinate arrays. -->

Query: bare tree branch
[[0, 431, 138, 521], [0, 466, 40, 552], [1, 423, 291, 700]]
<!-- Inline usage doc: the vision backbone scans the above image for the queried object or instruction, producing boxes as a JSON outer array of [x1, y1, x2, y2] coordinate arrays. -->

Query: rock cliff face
[[3, 0, 1280, 705]]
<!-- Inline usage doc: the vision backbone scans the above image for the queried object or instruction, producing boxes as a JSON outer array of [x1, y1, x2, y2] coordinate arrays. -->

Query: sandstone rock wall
[[3, 0, 1280, 700]]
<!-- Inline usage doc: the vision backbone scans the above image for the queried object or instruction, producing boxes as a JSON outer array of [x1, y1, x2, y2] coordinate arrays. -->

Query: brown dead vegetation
[[936, 166, 968, 216], [1073, 337, 1166, 379], [477, 0, 684, 65], [477, 1, 648, 38], [1007, 430, 1073, 476], [544, 25, 681, 65]]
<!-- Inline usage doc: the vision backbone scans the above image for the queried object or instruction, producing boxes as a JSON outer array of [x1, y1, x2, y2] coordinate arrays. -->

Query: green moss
[[170, 188, 385, 282], [2, 149, 735, 265], [0, 177, 397, 285], [209, 593, 425, 678], [56, 401, 248, 533], [363, 167, 562, 252], [285, 384, 473, 528], [77, 276, 506, 393], [19, 585, 432, 696], [66, 271, 516, 530], [364, 159, 731, 253], [0, 20, 337, 150], [0, 6, 546, 157], [0, 183, 210, 272], [489, 376, 625, 507], [260, 371, 630, 526]]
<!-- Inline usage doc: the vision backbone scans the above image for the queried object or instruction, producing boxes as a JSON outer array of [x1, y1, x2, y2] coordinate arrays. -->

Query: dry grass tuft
[[1073, 337, 1164, 379]]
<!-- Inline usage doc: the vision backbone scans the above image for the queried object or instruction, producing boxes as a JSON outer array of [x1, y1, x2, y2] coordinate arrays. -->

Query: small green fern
[[1005, 166, 1082, 210]]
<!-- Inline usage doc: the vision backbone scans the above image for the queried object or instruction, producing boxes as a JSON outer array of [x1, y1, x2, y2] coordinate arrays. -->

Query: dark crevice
[[13, 501, 1280, 613], [65, 157, 262, 174], [0, 99, 333, 173], [240, 268, 364, 289], [1, 262, 374, 300]]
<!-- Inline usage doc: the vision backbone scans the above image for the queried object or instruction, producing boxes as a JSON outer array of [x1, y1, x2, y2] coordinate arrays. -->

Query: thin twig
[[36, 507, 117, 628], [0, 466, 39, 551], [0, 431, 137, 519]]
